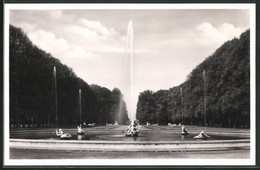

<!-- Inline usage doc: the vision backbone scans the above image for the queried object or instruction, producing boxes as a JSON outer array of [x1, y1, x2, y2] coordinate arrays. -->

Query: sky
[[9, 8, 250, 120]]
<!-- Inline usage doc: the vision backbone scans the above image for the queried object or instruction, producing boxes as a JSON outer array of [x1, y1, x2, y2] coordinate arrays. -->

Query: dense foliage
[[9, 25, 129, 127], [136, 30, 250, 128]]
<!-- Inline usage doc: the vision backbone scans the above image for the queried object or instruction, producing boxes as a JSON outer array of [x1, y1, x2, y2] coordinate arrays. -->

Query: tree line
[[9, 25, 129, 127], [136, 30, 250, 128]]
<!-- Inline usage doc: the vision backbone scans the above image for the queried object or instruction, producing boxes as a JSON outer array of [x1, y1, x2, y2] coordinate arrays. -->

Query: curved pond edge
[[9, 139, 250, 152]]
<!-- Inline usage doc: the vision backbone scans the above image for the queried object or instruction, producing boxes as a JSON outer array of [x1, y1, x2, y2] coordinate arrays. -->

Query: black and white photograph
[[4, 3, 256, 166]]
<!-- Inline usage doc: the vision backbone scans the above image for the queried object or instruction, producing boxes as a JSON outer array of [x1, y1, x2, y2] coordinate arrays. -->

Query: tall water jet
[[77, 88, 84, 135], [126, 20, 134, 122], [118, 20, 135, 123]]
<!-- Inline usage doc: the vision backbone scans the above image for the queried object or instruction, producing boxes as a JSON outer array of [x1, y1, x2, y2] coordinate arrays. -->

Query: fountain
[[54, 66, 72, 139], [124, 20, 143, 137], [8, 21, 250, 158], [77, 89, 84, 135], [125, 20, 134, 122], [115, 20, 134, 127]]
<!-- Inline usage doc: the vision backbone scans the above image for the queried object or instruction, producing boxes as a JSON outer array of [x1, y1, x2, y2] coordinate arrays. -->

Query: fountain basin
[[9, 126, 250, 153], [9, 138, 249, 152], [10, 125, 249, 140]]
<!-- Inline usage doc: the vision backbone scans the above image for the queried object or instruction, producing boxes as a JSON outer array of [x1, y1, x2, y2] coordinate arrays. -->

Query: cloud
[[28, 29, 69, 54], [77, 18, 122, 41], [193, 22, 218, 37], [218, 23, 242, 36], [10, 10, 127, 60], [55, 15, 125, 54], [77, 18, 110, 37], [27, 29, 94, 61], [65, 45, 95, 58], [17, 22, 37, 32], [191, 22, 244, 46], [64, 24, 99, 41], [48, 10, 63, 19]]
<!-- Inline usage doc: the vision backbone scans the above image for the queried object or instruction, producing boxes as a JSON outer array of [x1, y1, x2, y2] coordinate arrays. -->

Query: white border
[[3, 3, 256, 9], [249, 4, 256, 164], [4, 3, 256, 166], [4, 3, 10, 167]]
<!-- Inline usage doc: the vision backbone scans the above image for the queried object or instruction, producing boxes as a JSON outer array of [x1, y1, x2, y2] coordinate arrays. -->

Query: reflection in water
[[77, 134, 84, 140], [181, 135, 185, 140], [133, 136, 138, 141]]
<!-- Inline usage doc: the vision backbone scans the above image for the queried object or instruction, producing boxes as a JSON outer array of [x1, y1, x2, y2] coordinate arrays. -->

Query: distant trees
[[136, 30, 250, 128], [89, 85, 129, 125], [136, 90, 155, 124], [9, 25, 129, 127]]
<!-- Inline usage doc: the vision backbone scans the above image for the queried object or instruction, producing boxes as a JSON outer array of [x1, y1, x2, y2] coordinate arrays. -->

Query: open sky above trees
[[9, 6, 250, 118]]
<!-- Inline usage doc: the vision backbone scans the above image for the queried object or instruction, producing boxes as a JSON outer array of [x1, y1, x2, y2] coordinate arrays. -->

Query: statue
[[126, 120, 139, 137], [194, 131, 210, 140], [77, 126, 84, 135], [181, 125, 189, 135]]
